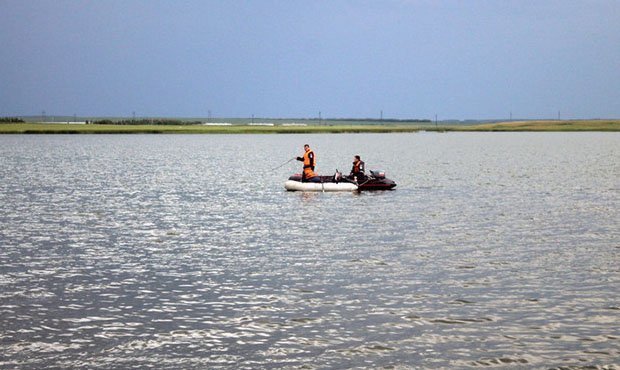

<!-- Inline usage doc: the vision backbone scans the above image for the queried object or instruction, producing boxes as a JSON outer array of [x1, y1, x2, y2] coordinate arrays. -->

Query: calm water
[[0, 133, 618, 369]]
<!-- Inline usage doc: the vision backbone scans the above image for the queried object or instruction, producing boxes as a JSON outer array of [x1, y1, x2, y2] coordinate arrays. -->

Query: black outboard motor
[[356, 169, 396, 191], [369, 170, 385, 179]]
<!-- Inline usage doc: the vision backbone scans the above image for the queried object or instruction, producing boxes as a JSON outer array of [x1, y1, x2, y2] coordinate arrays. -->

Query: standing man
[[350, 155, 365, 182], [296, 144, 317, 182]]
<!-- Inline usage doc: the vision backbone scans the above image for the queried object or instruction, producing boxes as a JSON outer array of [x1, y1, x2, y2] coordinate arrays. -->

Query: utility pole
[[319, 111, 322, 125], [380, 110, 383, 121], [435, 114, 438, 129]]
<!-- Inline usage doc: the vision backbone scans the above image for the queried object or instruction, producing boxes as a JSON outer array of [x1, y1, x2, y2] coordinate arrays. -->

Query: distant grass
[[0, 123, 429, 134], [456, 120, 620, 132], [1, 120, 619, 134]]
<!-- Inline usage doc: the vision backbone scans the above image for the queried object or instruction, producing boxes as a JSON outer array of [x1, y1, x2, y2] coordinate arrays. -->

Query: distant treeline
[[93, 119, 203, 125], [274, 118, 432, 123], [0, 117, 25, 123], [91, 118, 432, 125], [327, 118, 431, 123]]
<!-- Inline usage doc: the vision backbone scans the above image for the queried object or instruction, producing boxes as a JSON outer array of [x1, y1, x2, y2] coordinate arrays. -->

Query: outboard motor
[[370, 170, 386, 179], [333, 170, 342, 182]]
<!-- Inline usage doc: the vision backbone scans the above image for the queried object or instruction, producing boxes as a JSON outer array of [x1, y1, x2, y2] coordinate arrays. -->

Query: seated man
[[350, 155, 365, 182]]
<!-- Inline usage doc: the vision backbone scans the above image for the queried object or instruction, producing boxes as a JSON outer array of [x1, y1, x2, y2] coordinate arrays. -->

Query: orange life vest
[[352, 159, 364, 174], [302, 149, 316, 178]]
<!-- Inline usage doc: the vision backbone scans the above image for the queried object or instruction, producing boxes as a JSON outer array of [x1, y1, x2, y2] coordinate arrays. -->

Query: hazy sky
[[1, 0, 619, 120]]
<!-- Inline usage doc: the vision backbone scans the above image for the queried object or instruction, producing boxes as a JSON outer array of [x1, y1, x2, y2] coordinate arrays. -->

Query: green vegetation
[[93, 118, 203, 125], [0, 120, 618, 134], [0, 123, 428, 134], [0, 117, 25, 123], [457, 120, 620, 132]]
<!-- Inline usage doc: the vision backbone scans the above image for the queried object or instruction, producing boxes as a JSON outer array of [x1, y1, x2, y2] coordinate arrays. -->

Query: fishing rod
[[270, 157, 296, 171]]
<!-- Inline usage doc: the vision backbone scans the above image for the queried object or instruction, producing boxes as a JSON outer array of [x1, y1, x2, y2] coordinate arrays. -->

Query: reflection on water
[[0, 133, 618, 369]]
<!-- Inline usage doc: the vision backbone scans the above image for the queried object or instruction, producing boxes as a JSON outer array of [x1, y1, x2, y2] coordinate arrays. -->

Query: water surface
[[0, 133, 618, 368]]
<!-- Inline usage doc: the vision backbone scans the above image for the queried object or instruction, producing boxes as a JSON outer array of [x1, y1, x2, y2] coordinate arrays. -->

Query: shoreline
[[1, 120, 619, 134]]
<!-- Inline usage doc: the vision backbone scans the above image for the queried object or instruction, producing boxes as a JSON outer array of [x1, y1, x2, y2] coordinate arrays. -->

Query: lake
[[0, 133, 618, 369]]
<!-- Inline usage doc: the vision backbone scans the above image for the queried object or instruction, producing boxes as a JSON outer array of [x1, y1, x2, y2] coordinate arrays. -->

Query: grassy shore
[[0, 123, 429, 134], [457, 120, 620, 132], [1, 120, 619, 134]]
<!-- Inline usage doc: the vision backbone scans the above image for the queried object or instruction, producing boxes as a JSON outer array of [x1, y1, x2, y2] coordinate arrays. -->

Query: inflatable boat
[[284, 170, 397, 192]]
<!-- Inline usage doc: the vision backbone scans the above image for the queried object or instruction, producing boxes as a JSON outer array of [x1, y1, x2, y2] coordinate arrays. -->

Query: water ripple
[[0, 133, 618, 369]]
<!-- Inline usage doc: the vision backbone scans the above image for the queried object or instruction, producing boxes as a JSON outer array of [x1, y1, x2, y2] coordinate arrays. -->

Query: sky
[[1, 0, 619, 120]]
